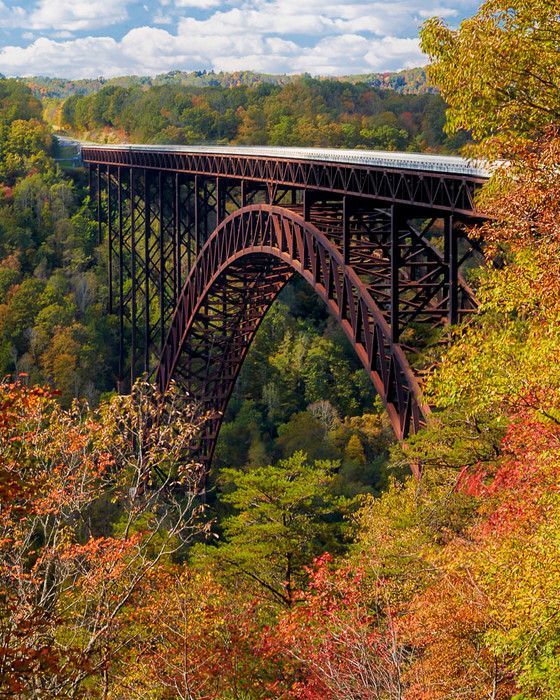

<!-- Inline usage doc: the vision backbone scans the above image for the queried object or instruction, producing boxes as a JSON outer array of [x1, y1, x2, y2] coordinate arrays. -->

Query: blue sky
[[0, 0, 480, 79]]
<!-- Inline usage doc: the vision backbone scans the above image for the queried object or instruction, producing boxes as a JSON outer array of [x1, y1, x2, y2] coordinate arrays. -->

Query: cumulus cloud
[[0, 0, 132, 33], [0, 36, 130, 78], [0, 0, 480, 78], [27, 0, 132, 31]]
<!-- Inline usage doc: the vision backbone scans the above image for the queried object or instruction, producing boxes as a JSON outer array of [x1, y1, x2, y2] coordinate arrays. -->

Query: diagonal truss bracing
[[89, 154, 484, 477]]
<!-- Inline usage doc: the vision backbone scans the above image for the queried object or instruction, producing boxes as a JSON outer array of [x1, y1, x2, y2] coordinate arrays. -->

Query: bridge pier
[[445, 215, 459, 325]]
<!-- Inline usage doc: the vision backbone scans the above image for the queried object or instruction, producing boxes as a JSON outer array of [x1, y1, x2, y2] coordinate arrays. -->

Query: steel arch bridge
[[82, 145, 488, 468]]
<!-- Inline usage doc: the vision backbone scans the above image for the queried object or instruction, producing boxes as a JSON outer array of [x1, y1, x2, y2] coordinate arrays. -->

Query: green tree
[[213, 399, 266, 469], [420, 0, 560, 152], [276, 410, 336, 461], [344, 433, 366, 465], [197, 452, 347, 606], [0, 278, 45, 353], [0, 79, 42, 123]]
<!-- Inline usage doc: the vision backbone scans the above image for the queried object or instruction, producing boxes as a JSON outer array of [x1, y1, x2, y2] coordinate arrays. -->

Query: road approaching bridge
[[81, 142, 489, 469]]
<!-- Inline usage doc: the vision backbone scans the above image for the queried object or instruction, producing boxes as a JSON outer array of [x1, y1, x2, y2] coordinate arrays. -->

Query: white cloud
[[175, 0, 222, 7], [175, 0, 474, 42], [0, 36, 124, 78], [22, 0, 132, 31], [418, 7, 458, 19], [0, 0, 133, 35], [178, 7, 332, 37], [364, 36, 424, 70], [0, 0, 481, 78]]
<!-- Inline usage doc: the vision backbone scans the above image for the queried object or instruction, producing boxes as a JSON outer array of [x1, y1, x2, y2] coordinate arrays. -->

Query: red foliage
[[459, 405, 560, 537], [266, 554, 405, 699]]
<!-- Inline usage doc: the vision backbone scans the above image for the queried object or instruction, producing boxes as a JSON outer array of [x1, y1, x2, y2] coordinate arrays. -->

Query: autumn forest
[[1, 0, 560, 698]]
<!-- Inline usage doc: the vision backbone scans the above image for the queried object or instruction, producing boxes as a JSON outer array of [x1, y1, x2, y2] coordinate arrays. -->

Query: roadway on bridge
[[57, 135, 492, 178]]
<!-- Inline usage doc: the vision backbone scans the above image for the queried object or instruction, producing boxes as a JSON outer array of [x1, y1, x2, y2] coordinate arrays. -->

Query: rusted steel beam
[[117, 167, 125, 389], [95, 149, 483, 477], [157, 205, 431, 471], [445, 215, 459, 324], [82, 147, 485, 217], [144, 170, 151, 373], [107, 165, 113, 314], [96, 164, 102, 245], [390, 205, 400, 343]]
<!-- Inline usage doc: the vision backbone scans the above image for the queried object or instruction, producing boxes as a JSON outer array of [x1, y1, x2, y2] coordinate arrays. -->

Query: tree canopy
[[2, 1, 560, 693], [59, 77, 465, 153], [420, 0, 560, 153]]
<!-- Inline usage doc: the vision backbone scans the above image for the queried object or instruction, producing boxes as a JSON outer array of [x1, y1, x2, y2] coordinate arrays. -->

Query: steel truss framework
[[84, 147, 485, 216], [86, 153, 484, 472]]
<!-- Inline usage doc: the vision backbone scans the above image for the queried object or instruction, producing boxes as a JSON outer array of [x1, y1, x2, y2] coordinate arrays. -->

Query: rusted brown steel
[[86, 151, 483, 478], [83, 147, 485, 217], [286, 199, 477, 339], [157, 205, 431, 467]]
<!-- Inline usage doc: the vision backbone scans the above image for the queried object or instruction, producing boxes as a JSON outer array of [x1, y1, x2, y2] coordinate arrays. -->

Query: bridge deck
[[77, 142, 491, 178]]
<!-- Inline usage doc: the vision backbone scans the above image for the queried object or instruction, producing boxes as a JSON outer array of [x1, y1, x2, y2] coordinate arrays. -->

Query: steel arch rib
[[157, 205, 431, 467]]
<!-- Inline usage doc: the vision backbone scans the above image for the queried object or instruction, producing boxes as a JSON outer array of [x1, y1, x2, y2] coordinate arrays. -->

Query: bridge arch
[[157, 204, 430, 467]]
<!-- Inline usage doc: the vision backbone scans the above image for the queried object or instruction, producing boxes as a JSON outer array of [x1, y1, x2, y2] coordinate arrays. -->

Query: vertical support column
[[266, 182, 275, 204], [106, 166, 113, 313], [303, 190, 311, 222], [241, 180, 247, 208], [194, 174, 200, 256], [221, 274, 228, 381], [159, 171, 166, 352], [96, 164, 102, 245], [174, 172, 181, 298], [216, 177, 225, 226], [445, 214, 459, 324], [144, 169, 151, 374], [106, 166, 113, 314], [202, 178, 209, 243], [183, 178, 191, 272], [201, 177, 209, 338], [130, 167, 137, 385], [342, 195, 350, 265], [390, 205, 400, 343], [117, 167, 124, 390]]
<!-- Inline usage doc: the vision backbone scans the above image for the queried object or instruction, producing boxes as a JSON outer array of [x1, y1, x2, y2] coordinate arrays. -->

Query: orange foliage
[[0, 381, 205, 697]]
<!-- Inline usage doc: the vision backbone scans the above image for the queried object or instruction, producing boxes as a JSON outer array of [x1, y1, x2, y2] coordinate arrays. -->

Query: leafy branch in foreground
[[420, 0, 560, 154], [0, 380, 207, 698]]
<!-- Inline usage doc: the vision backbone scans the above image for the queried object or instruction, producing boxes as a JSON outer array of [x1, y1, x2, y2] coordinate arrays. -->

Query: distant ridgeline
[[22, 67, 433, 100]]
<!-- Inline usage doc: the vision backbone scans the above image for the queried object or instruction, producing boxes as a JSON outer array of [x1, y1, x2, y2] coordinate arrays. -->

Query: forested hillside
[[59, 77, 463, 152], [0, 76, 390, 490], [0, 79, 118, 404], [212, 283, 392, 494], [1, 0, 560, 697], [23, 67, 432, 100]]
